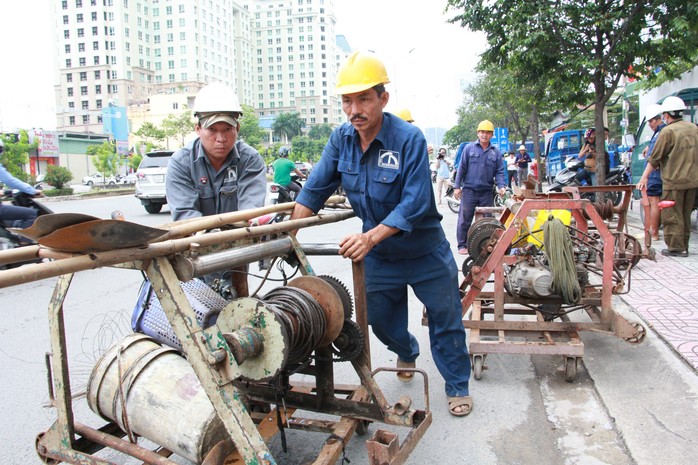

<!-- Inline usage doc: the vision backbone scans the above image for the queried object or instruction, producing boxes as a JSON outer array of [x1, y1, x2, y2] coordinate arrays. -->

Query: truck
[[543, 129, 619, 184]]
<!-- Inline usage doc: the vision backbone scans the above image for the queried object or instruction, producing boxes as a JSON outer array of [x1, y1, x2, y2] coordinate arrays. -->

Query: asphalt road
[[0, 192, 696, 464]]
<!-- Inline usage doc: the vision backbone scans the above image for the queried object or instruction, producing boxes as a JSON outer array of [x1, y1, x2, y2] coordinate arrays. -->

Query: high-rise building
[[53, 0, 254, 134], [53, 0, 346, 137]]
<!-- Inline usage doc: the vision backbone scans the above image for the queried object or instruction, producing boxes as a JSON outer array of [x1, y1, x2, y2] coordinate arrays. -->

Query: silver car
[[134, 150, 174, 213]]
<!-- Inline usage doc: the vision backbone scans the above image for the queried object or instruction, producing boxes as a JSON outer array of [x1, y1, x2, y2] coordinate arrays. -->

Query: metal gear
[[318, 275, 354, 318], [467, 218, 506, 258], [315, 319, 365, 362]]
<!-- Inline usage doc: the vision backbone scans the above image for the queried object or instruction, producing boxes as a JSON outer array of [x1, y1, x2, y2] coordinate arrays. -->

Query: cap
[[199, 113, 239, 128], [518, 145, 526, 151]]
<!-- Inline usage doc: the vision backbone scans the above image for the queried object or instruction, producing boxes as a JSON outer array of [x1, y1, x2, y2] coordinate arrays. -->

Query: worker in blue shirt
[[291, 51, 473, 417], [453, 120, 507, 254]]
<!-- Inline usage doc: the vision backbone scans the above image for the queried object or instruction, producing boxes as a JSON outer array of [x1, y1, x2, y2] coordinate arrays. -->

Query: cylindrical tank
[[87, 333, 228, 464]]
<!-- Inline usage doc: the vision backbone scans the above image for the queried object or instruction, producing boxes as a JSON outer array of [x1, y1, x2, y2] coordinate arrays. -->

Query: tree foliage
[[44, 165, 73, 189], [272, 112, 305, 142], [87, 142, 121, 181], [291, 136, 325, 163], [307, 123, 333, 141], [238, 104, 267, 148], [1, 132, 35, 181], [134, 122, 166, 146], [446, 0, 698, 182], [162, 110, 194, 148], [129, 153, 143, 171]]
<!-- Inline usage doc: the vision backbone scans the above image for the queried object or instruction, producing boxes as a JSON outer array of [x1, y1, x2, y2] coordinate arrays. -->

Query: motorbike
[[546, 157, 629, 206], [444, 185, 512, 214], [0, 190, 54, 269], [269, 173, 303, 205]]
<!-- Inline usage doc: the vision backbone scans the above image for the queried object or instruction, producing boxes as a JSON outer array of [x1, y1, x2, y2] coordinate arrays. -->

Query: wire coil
[[263, 286, 327, 365]]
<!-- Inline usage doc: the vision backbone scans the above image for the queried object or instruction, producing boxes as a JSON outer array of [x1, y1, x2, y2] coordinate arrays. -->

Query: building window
[[69, 116, 76, 125], [94, 70, 100, 79], [78, 43, 85, 52], [68, 102, 74, 109], [93, 56, 99, 65], [82, 115, 89, 124], [79, 72, 87, 81], [92, 26, 98, 35], [81, 101, 89, 110], [76, 13, 83, 23], [66, 58, 72, 67], [77, 28, 84, 37], [62, 1, 67, 9], [95, 84, 101, 94], [96, 99, 102, 109], [75, 0, 82, 6], [65, 44, 71, 53], [66, 74, 72, 83], [80, 86, 88, 95], [64, 30, 70, 39], [63, 15, 69, 24], [93, 41, 99, 50], [79, 57, 86, 66], [67, 87, 73, 96], [91, 12, 97, 21]]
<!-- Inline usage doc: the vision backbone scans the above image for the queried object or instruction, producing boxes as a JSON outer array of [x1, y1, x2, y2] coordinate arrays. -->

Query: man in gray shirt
[[166, 83, 267, 222]]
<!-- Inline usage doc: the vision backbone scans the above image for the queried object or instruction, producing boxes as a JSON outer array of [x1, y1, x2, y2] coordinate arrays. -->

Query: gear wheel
[[322, 319, 364, 362], [467, 218, 506, 258], [318, 275, 353, 318]]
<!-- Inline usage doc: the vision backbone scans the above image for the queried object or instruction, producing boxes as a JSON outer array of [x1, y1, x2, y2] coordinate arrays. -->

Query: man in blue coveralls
[[290, 51, 473, 416], [453, 120, 507, 255]]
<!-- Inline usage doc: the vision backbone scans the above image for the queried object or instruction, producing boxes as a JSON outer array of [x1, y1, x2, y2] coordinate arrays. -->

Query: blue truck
[[543, 129, 618, 183]]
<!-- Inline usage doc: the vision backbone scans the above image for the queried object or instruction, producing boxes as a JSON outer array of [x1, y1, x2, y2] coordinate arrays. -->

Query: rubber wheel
[[564, 357, 577, 382], [447, 198, 460, 214], [144, 203, 163, 214], [87, 180, 94, 186], [472, 355, 484, 380]]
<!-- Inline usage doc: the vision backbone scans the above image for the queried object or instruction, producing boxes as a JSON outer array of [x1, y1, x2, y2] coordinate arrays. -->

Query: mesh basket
[[131, 278, 228, 350]]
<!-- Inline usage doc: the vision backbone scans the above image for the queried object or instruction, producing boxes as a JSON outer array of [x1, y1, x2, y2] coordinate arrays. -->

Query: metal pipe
[[298, 243, 341, 256], [174, 237, 294, 281], [73, 422, 180, 465]]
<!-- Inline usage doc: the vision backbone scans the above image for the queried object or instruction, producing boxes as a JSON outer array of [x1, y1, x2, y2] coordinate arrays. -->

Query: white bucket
[[87, 333, 228, 463]]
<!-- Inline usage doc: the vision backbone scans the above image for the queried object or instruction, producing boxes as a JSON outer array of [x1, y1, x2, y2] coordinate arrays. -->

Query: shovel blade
[[9, 213, 100, 241], [38, 219, 168, 253]]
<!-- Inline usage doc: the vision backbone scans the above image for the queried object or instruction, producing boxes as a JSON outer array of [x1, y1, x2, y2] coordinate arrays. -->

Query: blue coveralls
[[645, 123, 666, 197], [454, 141, 506, 250], [296, 113, 471, 397]]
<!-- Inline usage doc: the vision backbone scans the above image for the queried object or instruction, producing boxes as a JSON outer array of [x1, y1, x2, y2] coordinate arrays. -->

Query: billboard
[[493, 127, 510, 153], [36, 130, 60, 157], [102, 106, 129, 141]]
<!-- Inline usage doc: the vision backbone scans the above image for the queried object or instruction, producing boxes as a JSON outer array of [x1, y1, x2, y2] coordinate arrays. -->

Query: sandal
[[396, 359, 415, 383], [448, 396, 473, 417]]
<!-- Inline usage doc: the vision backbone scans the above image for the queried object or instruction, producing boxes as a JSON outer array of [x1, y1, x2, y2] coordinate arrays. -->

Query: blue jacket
[[454, 141, 506, 192], [0, 163, 38, 195], [296, 113, 445, 260]]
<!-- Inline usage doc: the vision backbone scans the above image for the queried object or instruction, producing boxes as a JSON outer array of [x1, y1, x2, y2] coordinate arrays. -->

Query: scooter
[[269, 173, 303, 204], [546, 157, 629, 205], [0, 190, 53, 269], [444, 185, 512, 214]]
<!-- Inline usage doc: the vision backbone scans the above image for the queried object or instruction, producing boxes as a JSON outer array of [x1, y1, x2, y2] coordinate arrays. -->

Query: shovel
[[9, 212, 100, 241], [37, 219, 169, 253]]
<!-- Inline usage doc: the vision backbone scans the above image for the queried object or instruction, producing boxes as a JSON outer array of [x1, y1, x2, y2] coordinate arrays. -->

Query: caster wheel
[[355, 419, 371, 436], [624, 322, 647, 344], [472, 354, 485, 380], [564, 357, 577, 382]]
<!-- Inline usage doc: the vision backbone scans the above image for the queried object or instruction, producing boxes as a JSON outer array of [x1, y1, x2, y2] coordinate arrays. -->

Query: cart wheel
[[355, 419, 371, 436], [624, 322, 647, 344], [472, 354, 485, 380], [564, 357, 577, 382]]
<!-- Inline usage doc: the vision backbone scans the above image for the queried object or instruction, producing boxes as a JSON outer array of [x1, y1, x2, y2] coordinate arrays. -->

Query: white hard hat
[[661, 96, 686, 114], [644, 103, 663, 121], [518, 145, 526, 151], [193, 83, 243, 116]]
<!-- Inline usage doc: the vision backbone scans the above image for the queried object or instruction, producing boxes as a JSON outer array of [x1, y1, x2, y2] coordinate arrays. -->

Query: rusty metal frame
[[457, 189, 645, 380], [29, 211, 430, 465]]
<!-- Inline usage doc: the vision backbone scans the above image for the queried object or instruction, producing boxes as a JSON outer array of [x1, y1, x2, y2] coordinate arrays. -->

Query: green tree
[[162, 110, 194, 148], [447, 0, 698, 183], [129, 153, 143, 171], [307, 123, 333, 140], [272, 112, 305, 143], [87, 142, 120, 182], [238, 104, 267, 147], [134, 122, 166, 147], [1, 132, 35, 181], [44, 165, 73, 189]]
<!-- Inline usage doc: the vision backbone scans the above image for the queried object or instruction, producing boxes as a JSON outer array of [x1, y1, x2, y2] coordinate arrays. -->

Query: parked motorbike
[[444, 185, 512, 214], [0, 190, 54, 269], [546, 157, 629, 206]]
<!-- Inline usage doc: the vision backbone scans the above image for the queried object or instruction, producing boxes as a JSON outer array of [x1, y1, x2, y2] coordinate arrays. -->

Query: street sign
[[493, 127, 509, 153]]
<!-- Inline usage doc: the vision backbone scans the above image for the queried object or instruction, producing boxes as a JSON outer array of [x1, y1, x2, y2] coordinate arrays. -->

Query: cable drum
[[263, 286, 327, 365]]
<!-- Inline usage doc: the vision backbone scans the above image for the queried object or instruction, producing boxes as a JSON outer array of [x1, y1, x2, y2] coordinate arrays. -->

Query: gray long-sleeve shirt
[[166, 138, 267, 221]]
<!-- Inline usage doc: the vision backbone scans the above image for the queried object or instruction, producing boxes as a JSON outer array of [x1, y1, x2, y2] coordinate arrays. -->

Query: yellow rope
[[543, 216, 581, 304]]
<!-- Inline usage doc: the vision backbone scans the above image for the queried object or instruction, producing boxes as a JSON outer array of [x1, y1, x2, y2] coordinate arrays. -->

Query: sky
[[0, 0, 485, 132]]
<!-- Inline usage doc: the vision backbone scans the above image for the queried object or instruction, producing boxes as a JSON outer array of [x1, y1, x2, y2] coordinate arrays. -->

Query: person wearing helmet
[[290, 51, 473, 417], [166, 82, 267, 221], [272, 146, 306, 197], [639, 104, 666, 241], [0, 139, 43, 232], [514, 144, 532, 184], [453, 119, 507, 254], [637, 96, 698, 257], [394, 108, 414, 123]]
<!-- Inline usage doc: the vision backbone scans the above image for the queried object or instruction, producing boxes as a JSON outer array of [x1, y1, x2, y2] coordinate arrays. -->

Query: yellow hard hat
[[335, 52, 390, 95], [477, 120, 495, 132], [395, 108, 414, 123]]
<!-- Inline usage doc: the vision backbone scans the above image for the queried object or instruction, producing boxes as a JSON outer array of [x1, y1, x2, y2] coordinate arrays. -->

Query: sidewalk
[[620, 199, 698, 370]]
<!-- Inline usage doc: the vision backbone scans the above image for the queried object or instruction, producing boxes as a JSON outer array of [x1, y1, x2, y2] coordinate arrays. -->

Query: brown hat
[[199, 112, 239, 128]]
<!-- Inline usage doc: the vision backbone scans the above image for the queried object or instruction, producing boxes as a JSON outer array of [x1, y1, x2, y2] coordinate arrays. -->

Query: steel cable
[[263, 286, 326, 365]]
